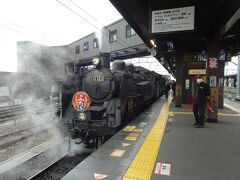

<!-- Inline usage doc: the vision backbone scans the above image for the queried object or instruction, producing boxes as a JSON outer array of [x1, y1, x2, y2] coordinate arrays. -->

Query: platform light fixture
[[150, 39, 155, 47]]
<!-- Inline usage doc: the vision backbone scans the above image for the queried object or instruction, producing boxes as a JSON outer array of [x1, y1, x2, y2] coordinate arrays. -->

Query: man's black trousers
[[193, 103, 206, 126]]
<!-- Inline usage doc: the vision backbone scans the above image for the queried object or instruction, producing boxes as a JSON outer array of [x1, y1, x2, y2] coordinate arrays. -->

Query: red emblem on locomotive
[[72, 91, 91, 112]]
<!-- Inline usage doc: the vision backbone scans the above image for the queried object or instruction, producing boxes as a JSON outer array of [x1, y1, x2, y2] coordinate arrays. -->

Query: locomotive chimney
[[100, 52, 110, 69]]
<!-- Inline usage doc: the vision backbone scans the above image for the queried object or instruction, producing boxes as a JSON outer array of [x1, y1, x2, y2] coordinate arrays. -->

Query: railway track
[[0, 101, 57, 124], [0, 100, 52, 111], [0, 125, 50, 149], [28, 152, 91, 180]]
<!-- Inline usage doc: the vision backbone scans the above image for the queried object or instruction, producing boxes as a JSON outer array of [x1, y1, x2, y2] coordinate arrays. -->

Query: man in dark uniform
[[164, 82, 171, 99], [193, 75, 210, 128], [171, 80, 176, 99]]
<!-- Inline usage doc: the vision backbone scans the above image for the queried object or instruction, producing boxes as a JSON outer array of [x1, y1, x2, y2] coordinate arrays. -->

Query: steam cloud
[[0, 41, 72, 177]]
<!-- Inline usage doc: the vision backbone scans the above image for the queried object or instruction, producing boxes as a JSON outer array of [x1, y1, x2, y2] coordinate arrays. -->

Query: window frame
[[126, 24, 136, 38], [75, 45, 80, 54], [83, 41, 89, 51], [93, 38, 99, 49], [109, 30, 117, 43]]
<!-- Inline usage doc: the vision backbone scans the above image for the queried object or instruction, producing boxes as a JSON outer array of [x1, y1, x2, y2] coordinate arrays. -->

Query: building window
[[126, 25, 136, 38], [83, 42, 89, 51], [109, 30, 117, 43], [93, 38, 99, 49], [75, 45, 80, 54]]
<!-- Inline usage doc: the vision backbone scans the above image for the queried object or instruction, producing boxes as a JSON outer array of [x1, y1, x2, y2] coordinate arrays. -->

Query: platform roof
[[110, 0, 240, 76]]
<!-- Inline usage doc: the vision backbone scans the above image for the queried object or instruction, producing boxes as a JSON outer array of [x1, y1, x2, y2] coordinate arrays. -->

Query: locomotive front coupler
[[70, 127, 81, 139], [82, 129, 97, 144]]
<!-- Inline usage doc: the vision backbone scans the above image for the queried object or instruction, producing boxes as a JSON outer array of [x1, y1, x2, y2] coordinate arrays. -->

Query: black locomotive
[[61, 57, 166, 146]]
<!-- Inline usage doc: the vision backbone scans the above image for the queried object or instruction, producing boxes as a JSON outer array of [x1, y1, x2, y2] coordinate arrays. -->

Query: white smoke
[[0, 41, 72, 165]]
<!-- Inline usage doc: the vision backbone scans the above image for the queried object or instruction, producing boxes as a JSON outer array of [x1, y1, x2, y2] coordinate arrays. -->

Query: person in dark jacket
[[164, 82, 171, 99], [193, 75, 210, 128], [171, 80, 176, 99]]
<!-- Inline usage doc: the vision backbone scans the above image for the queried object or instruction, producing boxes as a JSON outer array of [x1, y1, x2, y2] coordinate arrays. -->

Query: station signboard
[[188, 69, 206, 75], [152, 6, 195, 33]]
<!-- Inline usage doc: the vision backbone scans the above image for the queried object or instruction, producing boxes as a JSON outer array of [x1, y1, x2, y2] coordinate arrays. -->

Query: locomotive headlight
[[78, 112, 86, 121], [92, 58, 101, 65]]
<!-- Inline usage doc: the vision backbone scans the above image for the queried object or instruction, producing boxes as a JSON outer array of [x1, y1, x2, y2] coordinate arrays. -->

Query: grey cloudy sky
[[0, 0, 122, 72], [0, 0, 237, 75]]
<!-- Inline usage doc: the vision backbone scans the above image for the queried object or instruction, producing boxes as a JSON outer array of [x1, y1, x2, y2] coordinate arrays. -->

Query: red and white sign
[[72, 91, 90, 112], [208, 57, 218, 69], [94, 173, 108, 180], [154, 163, 171, 176]]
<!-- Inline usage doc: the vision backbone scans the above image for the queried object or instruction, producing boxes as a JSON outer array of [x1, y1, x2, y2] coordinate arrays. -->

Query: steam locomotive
[[61, 57, 166, 146]]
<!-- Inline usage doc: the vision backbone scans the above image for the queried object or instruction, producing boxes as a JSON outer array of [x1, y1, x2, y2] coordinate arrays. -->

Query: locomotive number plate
[[89, 76, 105, 82]]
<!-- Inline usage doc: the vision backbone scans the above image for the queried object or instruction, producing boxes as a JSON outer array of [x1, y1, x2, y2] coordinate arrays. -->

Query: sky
[[0, 0, 238, 75], [0, 0, 123, 72], [225, 56, 238, 75]]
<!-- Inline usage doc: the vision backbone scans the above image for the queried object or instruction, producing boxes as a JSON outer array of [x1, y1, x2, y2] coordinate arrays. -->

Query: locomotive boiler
[[61, 57, 166, 146]]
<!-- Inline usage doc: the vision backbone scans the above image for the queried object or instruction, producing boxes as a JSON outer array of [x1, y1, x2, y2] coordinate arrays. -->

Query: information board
[[188, 69, 206, 75], [152, 6, 195, 33]]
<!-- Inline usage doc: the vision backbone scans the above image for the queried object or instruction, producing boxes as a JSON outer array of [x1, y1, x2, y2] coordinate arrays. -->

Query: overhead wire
[[67, 0, 130, 47], [0, 23, 72, 61], [0, 18, 62, 45], [55, 0, 128, 48]]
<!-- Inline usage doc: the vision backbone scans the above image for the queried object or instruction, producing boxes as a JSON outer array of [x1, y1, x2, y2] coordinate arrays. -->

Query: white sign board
[[152, 6, 195, 33], [210, 76, 217, 87], [185, 79, 190, 89], [188, 69, 206, 75]]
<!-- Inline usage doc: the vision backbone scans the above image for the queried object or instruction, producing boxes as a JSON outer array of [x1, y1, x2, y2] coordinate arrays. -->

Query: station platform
[[62, 97, 240, 180]]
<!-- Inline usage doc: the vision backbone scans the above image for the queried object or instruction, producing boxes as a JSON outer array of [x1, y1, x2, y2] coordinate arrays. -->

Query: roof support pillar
[[206, 44, 221, 122], [175, 52, 183, 107], [237, 55, 240, 99]]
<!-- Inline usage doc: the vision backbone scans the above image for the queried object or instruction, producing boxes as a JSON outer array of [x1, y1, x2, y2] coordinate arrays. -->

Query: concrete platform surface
[[62, 98, 240, 180], [62, 98, 165, 180], [151, 101, 240, 180]]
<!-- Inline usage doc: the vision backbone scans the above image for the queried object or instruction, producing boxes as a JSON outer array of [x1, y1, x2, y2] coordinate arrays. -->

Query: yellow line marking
[[218, 113, 240, 117], [168, 111, 174, 116], [224, 103, 240, 113], [123, 99, 171, 180], [171, 112, 240, 116], [172, 112, 193, 115]]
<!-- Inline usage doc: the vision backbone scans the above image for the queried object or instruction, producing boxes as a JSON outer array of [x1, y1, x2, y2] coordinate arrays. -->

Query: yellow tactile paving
[[122, 99, 171, 180], [172, 111, 240, 116]]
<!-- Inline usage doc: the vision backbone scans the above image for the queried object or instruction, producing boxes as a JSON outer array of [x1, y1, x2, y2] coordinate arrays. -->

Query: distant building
[[17, 19, 144, 78]]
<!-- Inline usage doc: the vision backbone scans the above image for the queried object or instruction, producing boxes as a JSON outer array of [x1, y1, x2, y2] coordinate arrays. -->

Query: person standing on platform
[[164, 82, 171, 99], [193, 75, 210, 128], [171, 80, 176, 99]]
